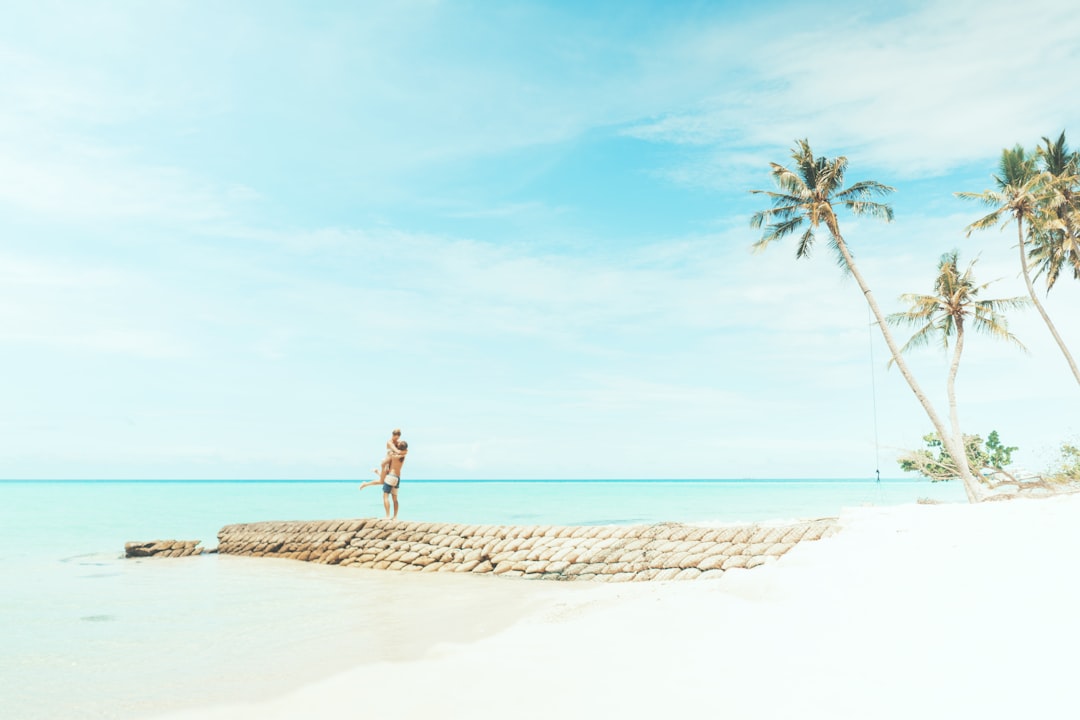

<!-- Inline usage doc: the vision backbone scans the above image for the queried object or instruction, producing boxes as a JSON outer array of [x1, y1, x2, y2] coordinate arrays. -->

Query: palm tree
[[888, 250, 1030, 485], [958, 144, 1080, 386], [1029, 132, 1080, 291], [750, 140, 987, 502]]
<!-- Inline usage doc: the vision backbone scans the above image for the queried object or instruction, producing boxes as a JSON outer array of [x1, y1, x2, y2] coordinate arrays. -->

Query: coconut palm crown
[[887, 250, 1029, 357], [957, 145, 1043, 228], [1029, 132, 1080, 290], [959, 142, 1080, 387], [750, 139, 895, 269]]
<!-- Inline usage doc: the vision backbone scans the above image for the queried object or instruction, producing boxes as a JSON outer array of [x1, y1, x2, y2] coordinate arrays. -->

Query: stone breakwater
[[209, 517, 837, 582], [125, 539, 208, 558]]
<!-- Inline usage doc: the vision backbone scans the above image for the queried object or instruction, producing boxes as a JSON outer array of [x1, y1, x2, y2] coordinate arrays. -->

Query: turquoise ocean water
[[0, 478, 965, 719]]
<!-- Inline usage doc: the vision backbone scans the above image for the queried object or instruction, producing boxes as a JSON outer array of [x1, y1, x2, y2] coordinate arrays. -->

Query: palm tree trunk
[[1017, 221, 1080, 386], [947, 320, 976, 488], [832, 229, 986, 502]]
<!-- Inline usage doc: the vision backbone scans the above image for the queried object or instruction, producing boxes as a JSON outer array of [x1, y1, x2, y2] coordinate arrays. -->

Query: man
[[359, 440, 408, 520]]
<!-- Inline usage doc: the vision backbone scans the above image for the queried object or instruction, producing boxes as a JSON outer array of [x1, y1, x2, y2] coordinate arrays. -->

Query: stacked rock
[[124, 540, 206, 558], [215, 518, 836, 582]]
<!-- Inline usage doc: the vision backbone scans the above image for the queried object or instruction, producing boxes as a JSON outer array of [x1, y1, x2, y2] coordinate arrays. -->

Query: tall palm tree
[[888, 251, 1029, 485], [958, 145, 1080, 386], [750, 140, 987, 502], [1029, 132, 1080, 291]]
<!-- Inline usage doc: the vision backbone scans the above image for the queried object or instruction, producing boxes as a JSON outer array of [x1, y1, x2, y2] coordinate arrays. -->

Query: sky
[[2, 0, 1079, 480]]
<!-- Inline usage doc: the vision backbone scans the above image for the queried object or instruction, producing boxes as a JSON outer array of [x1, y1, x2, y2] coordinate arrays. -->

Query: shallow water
[[0, 479, 966, 719], [4, 548, 594, 719]]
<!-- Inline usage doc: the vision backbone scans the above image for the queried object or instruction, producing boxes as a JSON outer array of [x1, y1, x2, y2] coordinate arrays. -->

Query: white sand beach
[[154, 493, 1080, 720]]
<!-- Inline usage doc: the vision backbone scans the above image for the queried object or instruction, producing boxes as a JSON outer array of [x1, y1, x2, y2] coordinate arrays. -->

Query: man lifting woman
[[359, 428, 408, 520]]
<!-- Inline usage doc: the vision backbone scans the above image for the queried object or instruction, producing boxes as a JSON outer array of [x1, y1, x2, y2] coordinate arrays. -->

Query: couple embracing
[[359, 428, 408, 519]]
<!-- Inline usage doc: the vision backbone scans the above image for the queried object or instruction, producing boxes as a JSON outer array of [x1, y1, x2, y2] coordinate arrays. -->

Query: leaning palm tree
[[750, 140, 987, 502], [888, 250, 1030, 488], [1029, 132, 1080, 291], [958, 145, 1080, 386]]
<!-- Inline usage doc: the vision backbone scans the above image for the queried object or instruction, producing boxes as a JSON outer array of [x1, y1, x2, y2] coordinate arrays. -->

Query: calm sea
[[0, 478, 965, 719]]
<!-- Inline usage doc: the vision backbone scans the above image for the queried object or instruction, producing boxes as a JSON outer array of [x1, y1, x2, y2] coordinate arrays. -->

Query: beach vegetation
[[902, 431, 1080, 496], [1047, 439, 1080, 483], [959, 137, 1080, 386], [750, 141, 987, 502], [983, 430, 1019, 470], [899, 431, 1015, 482]]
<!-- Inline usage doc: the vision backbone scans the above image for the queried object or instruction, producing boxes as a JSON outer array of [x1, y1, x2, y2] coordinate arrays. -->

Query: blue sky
[[3, 0, 1079, 480]]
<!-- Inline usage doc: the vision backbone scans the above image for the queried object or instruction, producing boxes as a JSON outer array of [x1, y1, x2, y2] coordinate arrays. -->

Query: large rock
[[125, 540, 206, 558]]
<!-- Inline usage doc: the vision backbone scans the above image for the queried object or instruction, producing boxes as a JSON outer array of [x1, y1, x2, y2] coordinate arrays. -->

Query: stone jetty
[[200, 517, 839, 582], [124, 539, 208, 558]]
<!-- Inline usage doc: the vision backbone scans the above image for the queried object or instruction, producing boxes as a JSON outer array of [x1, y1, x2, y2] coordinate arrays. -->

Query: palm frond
[[771, 166, 811, 197], [750, 198, 802, 227], [956, 189, 1004, 207], [962, 207, 1006, 235], [998, 144, 1039, 188], [752, 216, 805, 252], [971, 306, 1028, 352], [976, 295, 1031, 312], [835, 180, 896, 201], [826, 235, 853, 274], [890, 293, 939, 323], [795, 227, 815, 258], [885, 321, 938, 366], [1039, 132, 1078, 176], [819, 156, 848, 195], [844, 200, 895, 222]]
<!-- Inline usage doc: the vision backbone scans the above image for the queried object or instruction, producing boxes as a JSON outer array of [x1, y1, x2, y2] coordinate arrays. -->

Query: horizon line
[[1, 477, 912, 483]]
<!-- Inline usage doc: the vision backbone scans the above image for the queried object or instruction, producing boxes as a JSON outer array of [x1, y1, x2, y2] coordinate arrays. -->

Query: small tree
[[899, 431, 1013, 482], [903, 432, 1080, 496], [983, 430, 1018, 469]]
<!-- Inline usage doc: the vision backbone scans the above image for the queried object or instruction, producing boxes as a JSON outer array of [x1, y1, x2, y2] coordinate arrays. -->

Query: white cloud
[[4, 208, 1076, 478], [0, 252, 193, 358], [624, 0, 1080, 180], [0, 140, 232, 223], [2, 0, 1078, 479]]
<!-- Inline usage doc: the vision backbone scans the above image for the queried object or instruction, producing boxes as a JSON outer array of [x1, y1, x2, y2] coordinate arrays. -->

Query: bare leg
[[382, 490, 392, 519], [390, 488, 399, 520], [378, 457, 393, 484], [364, 457, 392, 489]]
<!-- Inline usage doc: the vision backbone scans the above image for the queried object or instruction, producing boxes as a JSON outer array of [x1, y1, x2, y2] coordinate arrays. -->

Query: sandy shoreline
[[153, 494, 1080, 720]]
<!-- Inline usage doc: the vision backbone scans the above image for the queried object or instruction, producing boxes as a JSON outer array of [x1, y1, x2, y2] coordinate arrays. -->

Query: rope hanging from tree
[[868, 304, 881, 483]]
